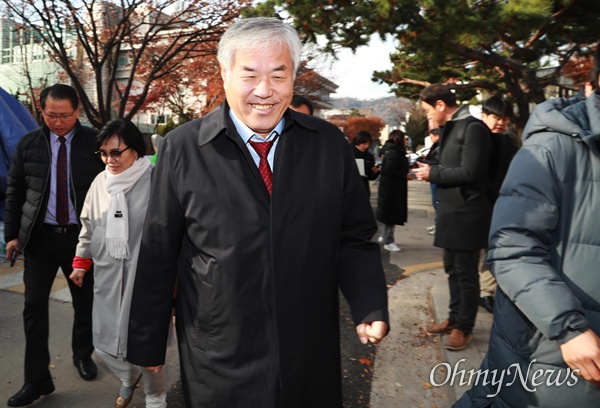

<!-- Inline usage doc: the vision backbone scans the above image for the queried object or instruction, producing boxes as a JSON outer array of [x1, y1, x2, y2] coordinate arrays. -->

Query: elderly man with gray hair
[[127, 17, 389, 408]]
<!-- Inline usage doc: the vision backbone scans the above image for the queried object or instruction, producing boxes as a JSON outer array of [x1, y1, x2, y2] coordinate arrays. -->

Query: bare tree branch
[[3, 0, 250, 128]]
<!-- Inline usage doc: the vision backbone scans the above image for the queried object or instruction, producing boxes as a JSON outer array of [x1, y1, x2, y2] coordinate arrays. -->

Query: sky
[[314, 36, 398, 100]]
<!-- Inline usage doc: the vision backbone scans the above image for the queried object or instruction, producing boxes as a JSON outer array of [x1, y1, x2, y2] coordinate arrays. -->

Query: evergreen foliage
[[248, 0, 599, 130]]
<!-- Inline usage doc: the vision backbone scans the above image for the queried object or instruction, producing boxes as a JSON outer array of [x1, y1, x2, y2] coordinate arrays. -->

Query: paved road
[[0, 180, 490, 407]]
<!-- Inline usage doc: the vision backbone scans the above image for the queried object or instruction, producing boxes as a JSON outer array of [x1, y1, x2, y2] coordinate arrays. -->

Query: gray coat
[[76, 164, 153, 358], [455, 92, 600, 407]]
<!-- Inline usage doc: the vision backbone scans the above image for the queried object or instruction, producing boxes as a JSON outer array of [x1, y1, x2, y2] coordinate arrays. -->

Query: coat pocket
[[178, 237, 214, 352]]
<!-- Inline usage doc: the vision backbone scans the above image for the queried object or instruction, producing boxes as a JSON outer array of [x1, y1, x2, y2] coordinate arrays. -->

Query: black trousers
[[22, 226, 94, 383], [443, 248, 480, 335]]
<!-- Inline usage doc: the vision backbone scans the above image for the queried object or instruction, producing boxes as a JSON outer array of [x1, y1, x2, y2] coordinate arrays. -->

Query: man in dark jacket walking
[[454, 43, 600, 408], [413, 84, 492, 351], [127, 18, 389, 408], [4, 84, 104, 407]]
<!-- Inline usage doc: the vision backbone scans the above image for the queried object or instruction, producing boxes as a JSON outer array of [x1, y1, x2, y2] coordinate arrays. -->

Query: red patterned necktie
[[56, 136, 69, 225], [248, 140, 275, 195]]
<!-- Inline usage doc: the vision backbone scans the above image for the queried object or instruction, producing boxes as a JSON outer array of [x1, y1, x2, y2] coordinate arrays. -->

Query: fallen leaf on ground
[[358, 357, 373, 366]]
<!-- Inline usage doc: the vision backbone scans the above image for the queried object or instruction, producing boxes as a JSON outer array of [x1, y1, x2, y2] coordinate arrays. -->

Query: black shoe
[[73, 357, 97, 381], [7, 381, 55, 407], [479, 296, 494, 314]]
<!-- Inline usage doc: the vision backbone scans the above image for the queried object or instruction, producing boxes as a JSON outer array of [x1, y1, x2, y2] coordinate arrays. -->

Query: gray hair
[[218, 17, 302, 80]]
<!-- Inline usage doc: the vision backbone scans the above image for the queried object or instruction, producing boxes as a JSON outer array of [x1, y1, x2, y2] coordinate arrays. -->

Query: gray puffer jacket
[[454, 91, 600, 407]]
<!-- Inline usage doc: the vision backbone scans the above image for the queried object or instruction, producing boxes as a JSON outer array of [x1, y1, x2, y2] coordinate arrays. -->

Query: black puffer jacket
[[4, 122, 103, 250]]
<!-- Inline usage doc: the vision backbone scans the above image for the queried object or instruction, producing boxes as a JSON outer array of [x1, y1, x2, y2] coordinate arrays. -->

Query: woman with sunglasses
[[69, 119, 166, 408]]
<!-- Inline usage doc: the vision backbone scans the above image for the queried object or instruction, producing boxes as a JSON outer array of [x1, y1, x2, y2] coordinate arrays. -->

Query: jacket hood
[[450, 104, 472, 122], [523, 90, 600, 153]]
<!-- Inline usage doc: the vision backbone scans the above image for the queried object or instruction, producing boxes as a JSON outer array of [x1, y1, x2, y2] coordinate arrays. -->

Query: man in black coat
[[478, 95, 520, 314], [4, 84, 104, 407], [127, 18, 389, 408], [413, 84, 492, 351]]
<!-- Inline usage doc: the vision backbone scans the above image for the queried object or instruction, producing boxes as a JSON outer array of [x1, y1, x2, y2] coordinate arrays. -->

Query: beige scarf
[[105, 156, 151, 259]]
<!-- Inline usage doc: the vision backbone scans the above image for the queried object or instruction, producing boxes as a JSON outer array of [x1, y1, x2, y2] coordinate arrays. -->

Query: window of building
[[151, 114, 171, 124]]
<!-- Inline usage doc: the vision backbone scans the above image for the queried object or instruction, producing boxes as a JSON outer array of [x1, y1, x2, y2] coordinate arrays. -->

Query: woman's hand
[[69, 268, 87, 287]]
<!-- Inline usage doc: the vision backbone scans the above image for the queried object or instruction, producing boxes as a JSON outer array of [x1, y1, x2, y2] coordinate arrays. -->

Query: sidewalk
[[0, 180, 491, 408], [370, 179, 492, 407], [430, 279, 493, 402], [0, 261, 180, 408]]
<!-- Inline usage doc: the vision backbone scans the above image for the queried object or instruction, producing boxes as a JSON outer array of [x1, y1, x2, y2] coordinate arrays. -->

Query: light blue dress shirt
[[229, 110, 284, 170]]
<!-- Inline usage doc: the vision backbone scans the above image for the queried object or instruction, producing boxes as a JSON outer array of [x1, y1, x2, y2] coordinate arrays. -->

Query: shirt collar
[[50, 128, 76, 143], [229, 109, 284, 143]]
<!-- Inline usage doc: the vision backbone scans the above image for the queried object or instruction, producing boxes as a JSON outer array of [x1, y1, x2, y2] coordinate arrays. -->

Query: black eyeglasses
[[43, 110, 76, 121], [95, 147, 131, 161]]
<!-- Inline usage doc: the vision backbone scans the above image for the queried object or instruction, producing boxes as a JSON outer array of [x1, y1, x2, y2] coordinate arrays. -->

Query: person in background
[[126, 17, 389, 407], [418, 127, 441, 236], [378, 136, 393, 158], [454, 42, 600, 408], [584, 68, 598, 97], [352, 130, 380, 198], [376, 129, 408, 252], [413, 84, 492, 351], [69, 119, 165, 408], [289, 94, 314, 115], [477, 95, 520, 314], [4, 84, 104, 407], [149, 133, 164, 164]]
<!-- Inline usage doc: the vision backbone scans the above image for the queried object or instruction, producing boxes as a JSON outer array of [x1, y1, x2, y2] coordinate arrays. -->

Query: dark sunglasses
[[95, 146, 131, 161]]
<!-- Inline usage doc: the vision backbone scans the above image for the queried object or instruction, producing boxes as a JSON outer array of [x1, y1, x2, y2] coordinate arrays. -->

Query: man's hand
[[560, 329, 600, 384], [6, 239, 19, 264], [145, 365, 163, 373], [356, 321, 388, 345], [69, 268, 86, 287], [412, 162, 431, 182]]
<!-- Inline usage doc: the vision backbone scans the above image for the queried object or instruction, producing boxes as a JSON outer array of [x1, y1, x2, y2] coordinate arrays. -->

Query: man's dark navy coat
[[127, 102, 389, 407]]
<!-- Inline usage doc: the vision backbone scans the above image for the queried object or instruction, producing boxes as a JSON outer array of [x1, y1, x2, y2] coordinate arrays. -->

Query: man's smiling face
[[222, 44, 294, 139]]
